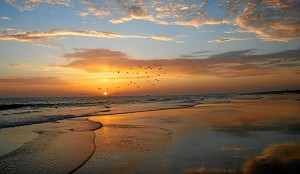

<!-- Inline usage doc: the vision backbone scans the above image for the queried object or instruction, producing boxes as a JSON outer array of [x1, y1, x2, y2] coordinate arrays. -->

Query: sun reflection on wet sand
[[77, 94, 300, 173], [1, 94, 299, 173]]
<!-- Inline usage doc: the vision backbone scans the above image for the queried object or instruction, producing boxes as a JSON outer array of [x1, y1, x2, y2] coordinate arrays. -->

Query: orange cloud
[[58, 48, 300, 78], [0, 77, 69, 86], [6, 63, 24, 68]]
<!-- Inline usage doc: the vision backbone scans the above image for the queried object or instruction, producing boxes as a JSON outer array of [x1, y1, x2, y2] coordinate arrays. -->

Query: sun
[[103, 92, 108, 96]]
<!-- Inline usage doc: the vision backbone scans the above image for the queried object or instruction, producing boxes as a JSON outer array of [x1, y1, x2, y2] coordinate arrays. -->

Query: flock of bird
[[97, 64, 166, 95]]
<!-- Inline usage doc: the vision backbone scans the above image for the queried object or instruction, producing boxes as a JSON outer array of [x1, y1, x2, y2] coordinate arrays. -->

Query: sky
[[0, 0, 299, 97]]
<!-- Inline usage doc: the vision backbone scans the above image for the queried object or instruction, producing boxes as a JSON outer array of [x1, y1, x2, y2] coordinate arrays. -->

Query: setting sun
[[103, 92, 108, 96]]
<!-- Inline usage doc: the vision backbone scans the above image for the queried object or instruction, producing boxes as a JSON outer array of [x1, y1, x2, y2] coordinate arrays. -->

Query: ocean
[[0, 94, 234, 129]]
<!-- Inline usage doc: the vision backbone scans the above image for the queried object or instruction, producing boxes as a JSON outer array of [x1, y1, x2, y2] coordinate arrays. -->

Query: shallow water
[[76, 94, 300, 173], [0, 94, 232, 128], [0, 94, 299, 173], [0, 119, 101, 173]]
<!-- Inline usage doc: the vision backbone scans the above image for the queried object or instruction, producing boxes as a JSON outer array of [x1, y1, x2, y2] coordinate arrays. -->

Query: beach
[[0, 93, 300, 173]]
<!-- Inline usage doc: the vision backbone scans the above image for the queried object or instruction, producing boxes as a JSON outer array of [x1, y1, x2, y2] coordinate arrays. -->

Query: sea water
[[0, 94, 233, 129]]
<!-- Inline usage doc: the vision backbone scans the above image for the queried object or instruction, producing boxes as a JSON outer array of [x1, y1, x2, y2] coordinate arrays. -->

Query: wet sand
[[76, 94, 300, 173], [0, 119, 102, 173], [1, 94, 300, 173]]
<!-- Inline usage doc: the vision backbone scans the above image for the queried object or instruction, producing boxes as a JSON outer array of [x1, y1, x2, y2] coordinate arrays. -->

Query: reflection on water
[[1, 94, 300, 173]]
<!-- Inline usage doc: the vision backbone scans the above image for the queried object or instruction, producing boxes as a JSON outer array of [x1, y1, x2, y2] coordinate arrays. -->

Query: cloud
[[3, 0, 299, 41], [175, 41, 186, 44], [224, 28, 252, 34], [86, 6, 111, 17], [0, 29, 179, 46], [110, 5, 168, 25], [243, 142, 300, 174], [174, 18, 230, 28], [0, 16, 10, 20], [77, 11, 89, 17], [78, 0, 230, 28], [3, 0, 72, 11], [5, 28, 16, 31], [208, 37, 252, 43], [57, 48, 300, 78], [7, 63, 24, 68], [82, 0, 299, 41], [235, 0, 300, 41], [63, 48, 128, 60], [0, 29, 148, 44], [151, 35, 173, 41], [0, 77, 68, 85]]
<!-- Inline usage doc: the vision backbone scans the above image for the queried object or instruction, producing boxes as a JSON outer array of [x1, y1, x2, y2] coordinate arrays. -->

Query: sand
[[75, 94, 300, 173], [1, 94, 300, 173], [0, 119, 101, 174]]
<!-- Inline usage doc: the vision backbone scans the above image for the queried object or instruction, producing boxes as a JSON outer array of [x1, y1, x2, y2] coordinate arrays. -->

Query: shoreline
[[0, 93, 299, 173], [0, 118, 103, 174], [0, 102, 198, 129]]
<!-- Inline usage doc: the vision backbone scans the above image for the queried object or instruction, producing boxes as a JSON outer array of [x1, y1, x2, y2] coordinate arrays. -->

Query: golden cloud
[[63, 48, 129, 59], [0, 77, 68, 85], [6, 63, 24, 68], [0, 29, 148, 42], [0, 29, 178, 46], [151, 35, 173, 41], [57, 48, 300, 78]]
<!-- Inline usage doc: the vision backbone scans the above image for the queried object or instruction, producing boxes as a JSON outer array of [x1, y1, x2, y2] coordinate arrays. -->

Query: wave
[[0, 115, 75, 129], [0, 104, 30, 110], [0, 94, 236, 129], [0, 102, 103, 111]]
